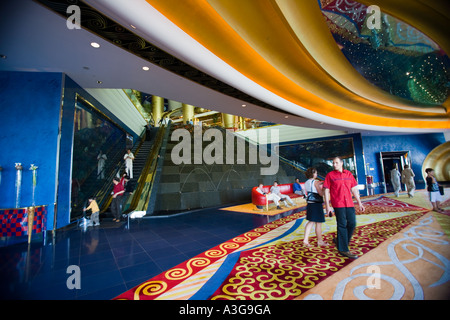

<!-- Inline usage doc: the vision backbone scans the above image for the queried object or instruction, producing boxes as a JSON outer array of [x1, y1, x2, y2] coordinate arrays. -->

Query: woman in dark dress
[[303, 167, 328, 247]]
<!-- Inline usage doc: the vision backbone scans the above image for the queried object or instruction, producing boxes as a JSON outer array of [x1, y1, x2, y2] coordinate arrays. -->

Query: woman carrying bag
[[303, 167, 329, 248]]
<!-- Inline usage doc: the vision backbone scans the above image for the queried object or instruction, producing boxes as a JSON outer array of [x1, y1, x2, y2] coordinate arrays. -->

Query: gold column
[[239, 116, 246, 130], [152, 95, 164, 127], [182, 103, 195, 124], [222, 113, 235, 129]]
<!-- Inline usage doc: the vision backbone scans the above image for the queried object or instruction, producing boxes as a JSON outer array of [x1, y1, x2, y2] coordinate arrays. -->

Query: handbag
[[306, 180, 323, 203], [439, 185, 444, 196]]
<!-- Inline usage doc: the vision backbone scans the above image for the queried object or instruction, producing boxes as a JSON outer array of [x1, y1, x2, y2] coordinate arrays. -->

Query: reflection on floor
[[0, 205, 293, 299], [1, 191, 448, 300]]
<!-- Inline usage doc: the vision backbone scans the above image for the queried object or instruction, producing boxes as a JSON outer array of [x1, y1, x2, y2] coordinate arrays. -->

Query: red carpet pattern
[[114, 195, 429, 300], [354, 196, 428, 215], [115, 211, 306, 300], [209, 212, 426, 300]]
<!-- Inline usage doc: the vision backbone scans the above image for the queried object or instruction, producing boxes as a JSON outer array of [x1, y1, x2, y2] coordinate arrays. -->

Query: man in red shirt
[[323, 157, 365, 259], [111, 177, 125, 222]]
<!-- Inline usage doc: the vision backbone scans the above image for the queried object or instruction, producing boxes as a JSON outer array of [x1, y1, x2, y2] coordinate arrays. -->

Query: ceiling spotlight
[[241, 104, 246, 107], [97, 80, 103, 84], [0, 54, 6, 59], [142, 66, 150, 71], [284, 115, 289, 118], [90, 42, 100, 48], [130, 25, 137, 29]]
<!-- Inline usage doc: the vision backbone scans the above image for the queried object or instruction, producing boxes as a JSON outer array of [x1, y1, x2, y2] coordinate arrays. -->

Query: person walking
[[425, 168, 444, 213], [390, 164, 401, 197], [303, 168, 328, 248], [401, 165, 416, 198], [323, 156, 365, 259]]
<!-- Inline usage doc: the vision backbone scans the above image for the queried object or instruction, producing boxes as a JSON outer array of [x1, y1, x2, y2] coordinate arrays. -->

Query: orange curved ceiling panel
[[145, 0, 449, 129]]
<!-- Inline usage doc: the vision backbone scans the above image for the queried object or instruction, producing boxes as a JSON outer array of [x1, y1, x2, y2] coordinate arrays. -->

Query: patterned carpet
[[114, 191, 449, 300]]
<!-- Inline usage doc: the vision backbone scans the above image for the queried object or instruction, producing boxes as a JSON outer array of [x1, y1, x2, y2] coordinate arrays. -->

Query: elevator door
[[379, 151, 410, 194]]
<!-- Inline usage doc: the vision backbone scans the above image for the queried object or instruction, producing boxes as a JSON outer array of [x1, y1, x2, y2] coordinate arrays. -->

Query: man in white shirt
[[124, 149, 135, 179], [270, 181, 295, 207], [256, 184, 282, 210]]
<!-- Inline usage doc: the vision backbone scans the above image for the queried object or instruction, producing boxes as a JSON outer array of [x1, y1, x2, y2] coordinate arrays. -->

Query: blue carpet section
[[189, 217, 305, 300]]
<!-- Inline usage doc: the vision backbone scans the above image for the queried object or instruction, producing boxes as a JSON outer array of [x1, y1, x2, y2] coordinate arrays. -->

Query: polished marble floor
[[0, 207, 296, 300]]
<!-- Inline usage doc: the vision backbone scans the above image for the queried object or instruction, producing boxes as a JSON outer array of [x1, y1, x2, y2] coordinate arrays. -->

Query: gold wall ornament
[[27, 206, 35, 244], [422, 141, 450, 182]]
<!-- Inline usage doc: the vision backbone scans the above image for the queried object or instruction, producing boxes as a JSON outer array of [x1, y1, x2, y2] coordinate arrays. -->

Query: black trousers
[[111, 196, 123, 219], [334, 207, 356, 252]]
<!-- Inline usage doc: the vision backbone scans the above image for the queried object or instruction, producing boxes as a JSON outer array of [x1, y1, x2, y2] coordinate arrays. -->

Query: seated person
[[293, 178, 304, 196], [256, 183, 282, 210], [270, 181, 295, 208]]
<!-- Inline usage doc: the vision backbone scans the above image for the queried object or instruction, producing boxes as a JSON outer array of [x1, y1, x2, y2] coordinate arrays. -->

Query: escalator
[[122, 121, 170, 217], [94, 113, 172, 221], [98, 128, 157, 217]]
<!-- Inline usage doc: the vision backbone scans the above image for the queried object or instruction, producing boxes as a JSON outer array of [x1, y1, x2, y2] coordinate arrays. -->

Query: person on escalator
[[111, 177, 125, 222], [124, 149, 135, 179], [124, 175, 135, 195]]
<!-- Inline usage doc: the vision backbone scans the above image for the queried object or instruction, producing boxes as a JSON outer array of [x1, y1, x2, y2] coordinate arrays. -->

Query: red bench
[[251, 183, 306, 209]]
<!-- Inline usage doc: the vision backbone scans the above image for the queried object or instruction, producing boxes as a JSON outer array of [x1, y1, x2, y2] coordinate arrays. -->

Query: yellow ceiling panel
[[146, 0, 449, 129]]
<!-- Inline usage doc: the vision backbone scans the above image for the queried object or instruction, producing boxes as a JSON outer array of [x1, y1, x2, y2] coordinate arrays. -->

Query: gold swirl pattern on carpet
[[114, 193, 442, 300], [209, 212, 425, 300]]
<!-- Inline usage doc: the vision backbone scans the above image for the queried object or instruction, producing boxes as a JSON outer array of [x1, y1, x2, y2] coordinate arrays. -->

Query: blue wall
[[0, 71, 63, 229], [275, 132, 446, 196], [362, 133, 446, 191], [0, 71, 139, 230]]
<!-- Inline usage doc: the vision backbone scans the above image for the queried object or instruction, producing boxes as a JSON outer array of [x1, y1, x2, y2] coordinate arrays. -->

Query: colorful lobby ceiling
[[320, 0, 449, 106], [39, 0, 449, 130], [143, 0, 449, 130]]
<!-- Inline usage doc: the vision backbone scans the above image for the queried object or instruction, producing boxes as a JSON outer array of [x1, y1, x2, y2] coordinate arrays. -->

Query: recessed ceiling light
[[0, 54, 6, 59], [142, 66, 150, 71], [97, 80, 102, 84], [130, 25, 137, 29], [241, 104, 246, 107], [90, 42, 100, 48], [284, 115, 289, 118]]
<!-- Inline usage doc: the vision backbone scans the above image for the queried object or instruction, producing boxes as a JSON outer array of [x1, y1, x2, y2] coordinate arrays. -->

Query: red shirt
[[323, 169, 357, 208], [113, 182, 124, 195]]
